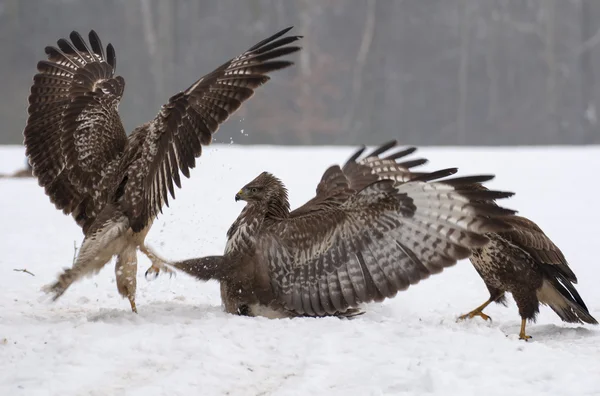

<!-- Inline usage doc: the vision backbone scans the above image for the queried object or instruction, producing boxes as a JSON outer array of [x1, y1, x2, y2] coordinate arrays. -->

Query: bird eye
[[250, 188, 258, 193]]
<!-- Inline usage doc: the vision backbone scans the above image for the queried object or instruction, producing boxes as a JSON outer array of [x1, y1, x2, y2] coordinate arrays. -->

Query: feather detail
[[250, 170, 516, 316], [24, 30, 127, 231], [123, 27, 301, 232]]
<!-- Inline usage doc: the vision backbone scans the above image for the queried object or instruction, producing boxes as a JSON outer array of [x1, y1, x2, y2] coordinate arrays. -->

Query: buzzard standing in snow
[[456, 185, 598, 340], [148, 142, 517, 318], [23, 27, 301, 312]]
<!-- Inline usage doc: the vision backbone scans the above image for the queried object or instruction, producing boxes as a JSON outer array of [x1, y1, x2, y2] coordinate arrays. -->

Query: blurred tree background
[[1, 0, 599, 146]]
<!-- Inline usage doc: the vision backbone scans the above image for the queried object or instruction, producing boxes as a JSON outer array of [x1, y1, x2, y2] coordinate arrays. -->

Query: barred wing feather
[[263, 177, 515, 316], [123, 27, 301, 232], [24, 30, 127, 230]]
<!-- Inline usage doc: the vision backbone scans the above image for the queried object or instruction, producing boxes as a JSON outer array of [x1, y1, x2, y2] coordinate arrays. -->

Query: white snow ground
[[0, 144, 599, 396]]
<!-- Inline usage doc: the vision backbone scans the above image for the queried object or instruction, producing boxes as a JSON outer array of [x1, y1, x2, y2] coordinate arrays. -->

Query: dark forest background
[[2, 0, 600, 146]]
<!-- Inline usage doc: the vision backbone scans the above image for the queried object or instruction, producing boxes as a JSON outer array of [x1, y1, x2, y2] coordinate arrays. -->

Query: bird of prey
[[147, 141, 517, 318], [23, 27, 301, 312], [456, 186, 598, 340]]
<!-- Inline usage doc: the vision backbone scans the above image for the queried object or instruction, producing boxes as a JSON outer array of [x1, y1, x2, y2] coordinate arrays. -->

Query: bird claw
[[144, 266, 159, 281], [128, 296, 138, 314], [144, 263, 176, 281], [140, 245, 175, 281], [457, 311, 492, 322], [40, 272, 72, 301], [519, 333, 532, 341], [41, 282, 63, 301]]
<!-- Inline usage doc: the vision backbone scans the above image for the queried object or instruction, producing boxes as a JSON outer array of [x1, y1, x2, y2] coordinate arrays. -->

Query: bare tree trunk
[[139, 0, 162, 105], [580, 0, 597, 142], [297, 0, 313, 144], [343, 0, 376, 139], [6, 0, 20, 29], [275, 0, 286, 27], [157, 0, 175, 91], [544, 0, 558, 140], [457, 0, 471, 144], [487, 7, 499, 121]]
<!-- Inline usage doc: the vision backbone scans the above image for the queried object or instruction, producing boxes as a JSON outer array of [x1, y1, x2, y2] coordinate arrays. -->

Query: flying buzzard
[[147, 142, 517, 318], [23, 27, 301, 312], [456, 186, 598, 340]]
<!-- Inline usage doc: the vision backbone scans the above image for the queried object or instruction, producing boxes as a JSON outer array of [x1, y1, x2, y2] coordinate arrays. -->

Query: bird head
[[235, 171, 288, 206]]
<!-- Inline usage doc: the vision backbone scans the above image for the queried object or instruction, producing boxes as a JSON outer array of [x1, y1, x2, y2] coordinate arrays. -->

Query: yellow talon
[[128, 296, 138, 314], [519, 318, 532, 341], [458, 310, 492, 322], [457, 299, 495, 322]]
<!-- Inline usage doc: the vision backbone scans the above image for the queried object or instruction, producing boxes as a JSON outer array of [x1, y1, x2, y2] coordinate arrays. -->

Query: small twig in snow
[[13, 269, 35, 277]]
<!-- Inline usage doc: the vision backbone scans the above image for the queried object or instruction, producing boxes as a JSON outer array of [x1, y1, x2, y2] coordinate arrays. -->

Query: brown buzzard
[[148, 142, 517, 318], [456, 187, 598, 339], [23, 27, 301, 312]]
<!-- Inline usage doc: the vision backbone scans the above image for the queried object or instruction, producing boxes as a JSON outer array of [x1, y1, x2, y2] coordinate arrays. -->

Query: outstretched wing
[[289, 165, 354, 216], [123, 27, 302, 232], [24, 30, 127, 229], [290, 140, 427, 217], [342, 140, 428, 190], [263, 174, 516, 316], [498, 215, 575, 282], [456, 183, 577, 283]]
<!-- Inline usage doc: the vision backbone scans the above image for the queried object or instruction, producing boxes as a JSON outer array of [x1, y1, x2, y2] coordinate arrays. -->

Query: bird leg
[[140, 244, 175, 280], [458, 300, 493, 322], [519, 318, 532, 341], [116, 245, 138, 313], [42, 233, 115, 301], [128, 295, 138, 314], [42, 268, 81, 301]]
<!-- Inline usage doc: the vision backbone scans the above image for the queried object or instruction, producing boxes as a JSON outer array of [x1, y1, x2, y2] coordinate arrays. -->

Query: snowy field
[[1, 144, 599, 396]]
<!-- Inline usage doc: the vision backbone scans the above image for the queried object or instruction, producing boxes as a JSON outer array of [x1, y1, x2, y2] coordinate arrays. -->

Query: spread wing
[[123, 27, 302, 232], [498, 215, 576, 282], [455, 183, 577, 283], [24, 31, 127, 230], [290, 141, 427, 217], [289, 165, 353, 216], [342, 140, 428, 190], [262, 174, 517, 316]]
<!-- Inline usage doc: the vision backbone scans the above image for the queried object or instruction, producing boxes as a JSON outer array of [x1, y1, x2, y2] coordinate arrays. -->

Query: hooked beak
[[235, 189, 243, 202]]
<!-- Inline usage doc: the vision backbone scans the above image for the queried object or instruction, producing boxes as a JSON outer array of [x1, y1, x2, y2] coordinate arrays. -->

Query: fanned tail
[[537, 268, 598, 325]]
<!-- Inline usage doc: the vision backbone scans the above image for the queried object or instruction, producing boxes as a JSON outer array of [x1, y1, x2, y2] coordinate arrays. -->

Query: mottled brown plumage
[[23, 28, 301, 311], [319, 147, 597, 337], [458, 196, 598, 339], [149, 142, 517, 318]]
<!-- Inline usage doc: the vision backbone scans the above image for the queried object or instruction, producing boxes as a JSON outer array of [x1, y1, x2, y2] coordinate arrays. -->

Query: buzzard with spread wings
[[24, 27, 301, 312], [148, 142, 518, 318]]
